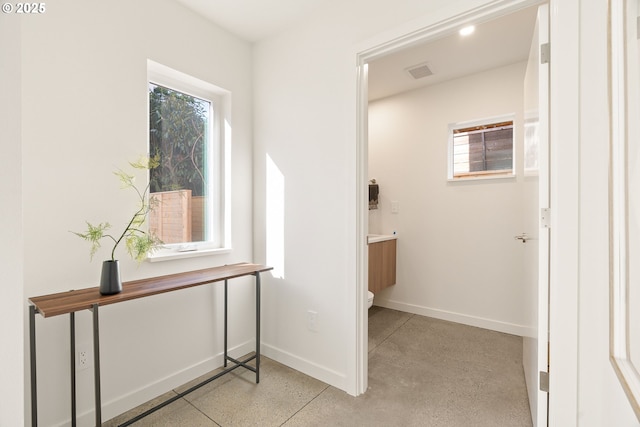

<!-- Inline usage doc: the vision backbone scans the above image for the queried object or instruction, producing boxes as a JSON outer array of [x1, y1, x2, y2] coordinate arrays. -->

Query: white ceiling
[[367, 6, 538, 100], [174, 0, 335, 42], [173, 1, 538, 101]]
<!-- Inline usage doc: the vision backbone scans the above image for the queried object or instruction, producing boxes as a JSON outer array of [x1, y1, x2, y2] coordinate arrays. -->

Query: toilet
[[367, 291, 374, 309]]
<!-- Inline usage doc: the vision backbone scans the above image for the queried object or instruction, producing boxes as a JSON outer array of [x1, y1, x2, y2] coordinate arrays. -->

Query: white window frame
[[447, 114, 516, 181], [146, 60, 232, 261]]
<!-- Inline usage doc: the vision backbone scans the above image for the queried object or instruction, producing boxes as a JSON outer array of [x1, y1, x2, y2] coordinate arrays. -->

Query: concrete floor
[[105, 307, 533, 426]]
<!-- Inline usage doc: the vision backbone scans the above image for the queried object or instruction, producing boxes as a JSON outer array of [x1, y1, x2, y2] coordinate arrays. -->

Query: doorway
[[355, 2, 549, 425]]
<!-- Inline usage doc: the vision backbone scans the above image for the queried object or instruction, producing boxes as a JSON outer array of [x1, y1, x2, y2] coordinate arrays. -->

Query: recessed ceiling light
[[459, 25, 475, 36]]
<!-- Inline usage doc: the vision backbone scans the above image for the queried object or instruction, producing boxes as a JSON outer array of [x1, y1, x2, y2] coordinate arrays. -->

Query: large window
[[147, 61, 230, 260], [448, 116, 514, 180]]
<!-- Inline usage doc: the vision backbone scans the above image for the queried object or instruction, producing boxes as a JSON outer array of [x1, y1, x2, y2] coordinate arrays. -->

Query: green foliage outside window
[[148, 84, 208, 197]]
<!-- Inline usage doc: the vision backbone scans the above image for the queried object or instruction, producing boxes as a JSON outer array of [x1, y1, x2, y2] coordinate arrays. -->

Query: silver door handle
[[514, 233, 528, 243]]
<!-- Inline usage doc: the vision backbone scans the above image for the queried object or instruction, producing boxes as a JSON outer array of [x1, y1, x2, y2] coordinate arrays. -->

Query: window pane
[[453, 134, 471, 173], [485, 127, 513, 171], [452, 122, 513, 177], [148, 83, 211, 244], [467, 133, 486, 172]]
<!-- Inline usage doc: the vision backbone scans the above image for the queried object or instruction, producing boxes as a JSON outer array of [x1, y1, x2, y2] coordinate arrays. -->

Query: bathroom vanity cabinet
[[368, 237, 397, 293]]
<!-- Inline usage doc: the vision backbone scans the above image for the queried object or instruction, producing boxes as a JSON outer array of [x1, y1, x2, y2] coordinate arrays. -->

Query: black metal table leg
[[70, 312, 76, 427], [224, 279, 228, 368], [29, 305, 38, 427], [255, 272, 261, 384], [119, 273, 263, 426], [91, 304, 101, 426]]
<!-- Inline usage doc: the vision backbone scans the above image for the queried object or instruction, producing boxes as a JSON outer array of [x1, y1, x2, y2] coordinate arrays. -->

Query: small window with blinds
[[448, 117, 515, 180]]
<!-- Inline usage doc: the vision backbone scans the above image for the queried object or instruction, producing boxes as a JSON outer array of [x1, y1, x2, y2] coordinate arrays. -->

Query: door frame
[[354, 0, 551, 403], [355, 0, 582, 423]]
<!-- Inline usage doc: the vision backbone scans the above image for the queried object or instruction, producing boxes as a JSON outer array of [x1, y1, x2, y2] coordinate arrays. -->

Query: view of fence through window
[[452, 121, 513, 178], [148, 83, 210, 244]]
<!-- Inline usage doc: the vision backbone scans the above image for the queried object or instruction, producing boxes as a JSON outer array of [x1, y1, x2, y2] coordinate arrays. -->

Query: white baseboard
[[375, 298, 534, 337], [261, 343, 346, 392], [61, 340, 255, 427]]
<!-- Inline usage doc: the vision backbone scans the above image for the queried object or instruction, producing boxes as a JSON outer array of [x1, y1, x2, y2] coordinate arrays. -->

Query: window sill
[[447, 173, 516, 183], [147, 246, 232, 262]]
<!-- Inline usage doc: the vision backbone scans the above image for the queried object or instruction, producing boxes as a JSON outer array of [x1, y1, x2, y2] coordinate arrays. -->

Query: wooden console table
[[28, 262, 272, 426]]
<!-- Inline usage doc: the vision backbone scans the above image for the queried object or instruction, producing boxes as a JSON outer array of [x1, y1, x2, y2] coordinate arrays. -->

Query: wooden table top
[[28, 262, 272, 318]]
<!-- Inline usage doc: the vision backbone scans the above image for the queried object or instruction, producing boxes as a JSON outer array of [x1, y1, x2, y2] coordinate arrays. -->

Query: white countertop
[[367, 234, 398, 244]]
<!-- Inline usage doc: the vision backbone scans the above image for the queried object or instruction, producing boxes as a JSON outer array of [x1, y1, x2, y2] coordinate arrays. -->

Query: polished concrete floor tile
[[366, 315, 531, 426], [184, 357, 329, 426], [286, 314, 531, 426], [103, 390, 217, 427], [113, 308, 532, 426], [368, 306, 413, 352]]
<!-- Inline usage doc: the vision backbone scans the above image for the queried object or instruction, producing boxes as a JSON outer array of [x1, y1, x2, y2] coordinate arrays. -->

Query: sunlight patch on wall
[[266, 154, 285, 278]]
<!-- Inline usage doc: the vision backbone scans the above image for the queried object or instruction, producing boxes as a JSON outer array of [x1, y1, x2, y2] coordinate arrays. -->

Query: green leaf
[[126, 233, 163, 263], [114, 169, 135, 189], [71, 222, 111, 260]]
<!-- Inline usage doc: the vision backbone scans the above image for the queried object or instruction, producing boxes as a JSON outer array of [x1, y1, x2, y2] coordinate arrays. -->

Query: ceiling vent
[[406, 62, 433, 80]]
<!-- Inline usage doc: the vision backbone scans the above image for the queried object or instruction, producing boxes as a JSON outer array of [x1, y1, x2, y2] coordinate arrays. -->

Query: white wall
[[0, 12, 25, 427], [20, 1, 253, 425], [368, 61, 530, 336]]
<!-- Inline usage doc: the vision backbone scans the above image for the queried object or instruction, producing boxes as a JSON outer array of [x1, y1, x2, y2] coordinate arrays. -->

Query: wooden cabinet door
[[368, 240, 396, 293]]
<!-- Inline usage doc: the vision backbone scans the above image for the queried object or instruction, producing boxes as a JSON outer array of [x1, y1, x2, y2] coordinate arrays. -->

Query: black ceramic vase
[[100, 260, 122, 295]]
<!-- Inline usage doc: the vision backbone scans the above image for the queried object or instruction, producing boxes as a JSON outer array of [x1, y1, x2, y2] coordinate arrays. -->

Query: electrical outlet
[[76, 345, 90, 371], [307, 310, 318, 332]]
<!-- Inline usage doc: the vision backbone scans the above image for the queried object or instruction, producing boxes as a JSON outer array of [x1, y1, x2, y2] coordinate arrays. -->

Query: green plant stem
[[74, 158, 162, 263], [110, 182, 151, 261]]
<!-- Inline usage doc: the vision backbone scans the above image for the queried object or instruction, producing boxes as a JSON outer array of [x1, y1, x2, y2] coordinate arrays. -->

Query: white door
[[522, 4, 550, 427]]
